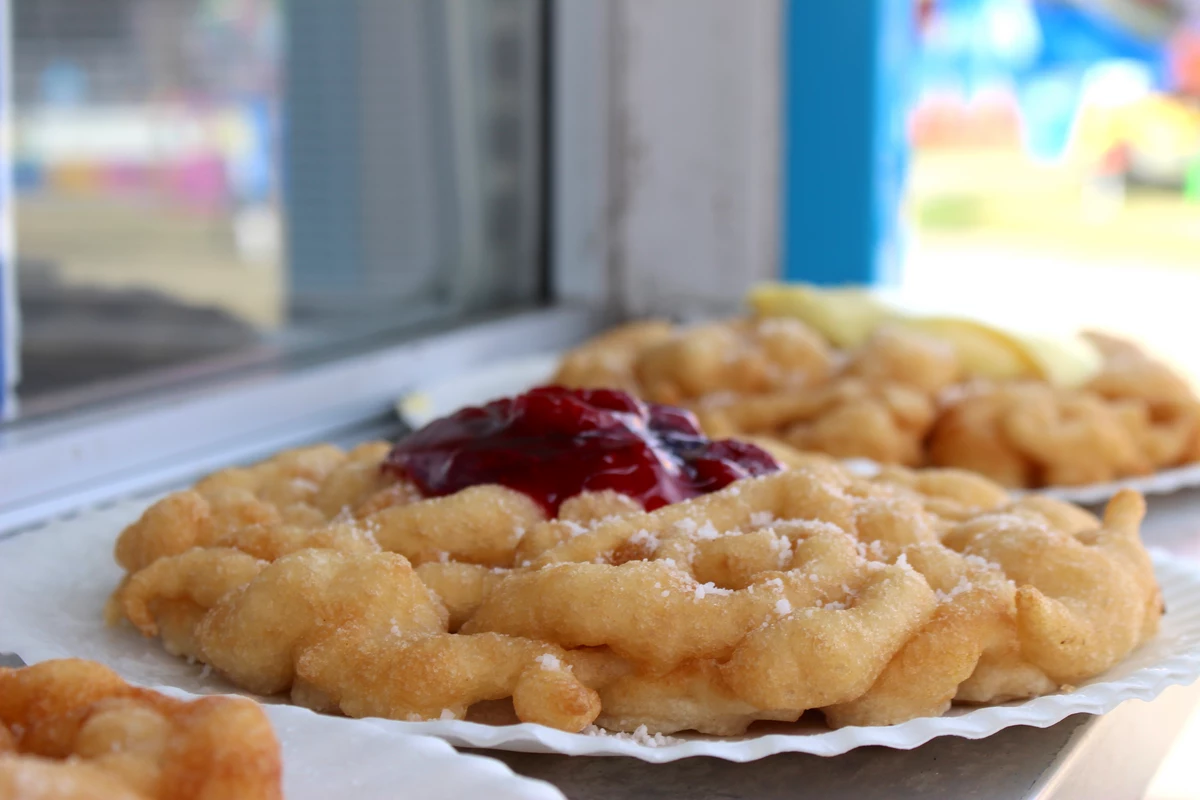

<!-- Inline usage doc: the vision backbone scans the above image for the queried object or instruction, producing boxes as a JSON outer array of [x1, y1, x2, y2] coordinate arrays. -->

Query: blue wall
[[782, 0, 914, 287]]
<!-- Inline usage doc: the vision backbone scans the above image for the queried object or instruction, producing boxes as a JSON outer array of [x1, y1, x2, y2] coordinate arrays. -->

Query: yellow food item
[[748, 283, 1102, 387], [746, 283, 894, 349], [898, 318, 1038, 382], [1017, 333, 1104, 389]]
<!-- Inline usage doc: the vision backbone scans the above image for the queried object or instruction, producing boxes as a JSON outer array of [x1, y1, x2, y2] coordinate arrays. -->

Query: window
[[9, 0, 547, 418]]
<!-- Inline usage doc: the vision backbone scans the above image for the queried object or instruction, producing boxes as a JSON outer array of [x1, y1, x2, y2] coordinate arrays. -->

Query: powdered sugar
[[963, 553, 1003, 573], [750, 511, 776, 527], [359, 522, 380, 546], [693, 582, 733, 600], [771, 535, 793, 567], [776, 518, 846, 538], [936, 576, 975, 603], [774, 598, 792, 616], [673, 519, 698, 536], [630, 529, 661, 552], [562, 521, 589, 538], [535, 653, 563, 671], [582, 724, 681, 748]]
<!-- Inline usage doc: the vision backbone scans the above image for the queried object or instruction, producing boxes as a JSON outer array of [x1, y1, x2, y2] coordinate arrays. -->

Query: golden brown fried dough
[[0, 659, 281, 800], [552, 320, 676, 395], [557, 318, 1200, 487], [111, 456, 1162, 736]]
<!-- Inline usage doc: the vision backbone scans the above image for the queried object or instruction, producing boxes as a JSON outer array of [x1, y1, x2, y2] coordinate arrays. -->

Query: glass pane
[[10, 0, 545, 419]]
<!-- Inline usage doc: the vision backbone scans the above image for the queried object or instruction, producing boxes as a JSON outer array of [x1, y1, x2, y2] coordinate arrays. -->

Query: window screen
[[10, 0, 546, 417]]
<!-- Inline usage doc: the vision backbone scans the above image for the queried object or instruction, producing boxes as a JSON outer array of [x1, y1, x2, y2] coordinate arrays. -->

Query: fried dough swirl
[[109, 447, 1162, 735], [0, 659, 281, 800]]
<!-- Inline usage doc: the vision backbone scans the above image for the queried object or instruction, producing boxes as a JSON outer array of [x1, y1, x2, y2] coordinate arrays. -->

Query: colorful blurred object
[[1076, 90, 1200, 186], [1185, 152, 1200, 201], [908, 0, 1200, 272], [912, 0, 1188, 161], [14, 103, 271, 208], [1169, 28, 1200, 94], [909, 88, 1023, 147], [12, 0, 281, 215]]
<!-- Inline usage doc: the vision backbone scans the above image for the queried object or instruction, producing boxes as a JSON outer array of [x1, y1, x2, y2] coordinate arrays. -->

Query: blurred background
[[6, 0, 1200, 420], [898, 0, 1200, 399], [912, 0, 1200, 263], [3, 3, 1200, 794]]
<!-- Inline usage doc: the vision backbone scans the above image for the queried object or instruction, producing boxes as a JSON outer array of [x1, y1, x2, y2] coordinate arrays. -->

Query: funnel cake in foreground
[[0, 659, 281, 800], [109, 388, 1163, 736]]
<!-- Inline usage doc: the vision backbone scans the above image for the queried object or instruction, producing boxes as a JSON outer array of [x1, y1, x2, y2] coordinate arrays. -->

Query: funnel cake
[[109, 389, 1163, 736], [553, 315, 1200, 488], [0, 659, 281, 800]]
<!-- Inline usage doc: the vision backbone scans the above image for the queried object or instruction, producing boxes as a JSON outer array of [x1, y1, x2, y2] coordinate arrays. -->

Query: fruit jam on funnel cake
[[383, 386, 783, 513]]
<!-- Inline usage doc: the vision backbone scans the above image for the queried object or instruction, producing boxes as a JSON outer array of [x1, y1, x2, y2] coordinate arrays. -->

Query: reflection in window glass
[[11, 0, 545, 415], [14, 0, 283, 400]]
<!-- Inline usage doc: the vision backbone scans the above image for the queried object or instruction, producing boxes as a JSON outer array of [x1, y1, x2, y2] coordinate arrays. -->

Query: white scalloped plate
[[0, 514, 562, 799], [842, 459, 1200, 507], [2, 500, 1200, 763], [395, 352, 1200, 506], [191, 691, 564, 799], [1027, 465, 1200, 506]]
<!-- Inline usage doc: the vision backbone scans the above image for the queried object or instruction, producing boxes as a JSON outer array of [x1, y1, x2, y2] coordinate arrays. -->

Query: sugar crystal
[[535, 653, 563, 671]]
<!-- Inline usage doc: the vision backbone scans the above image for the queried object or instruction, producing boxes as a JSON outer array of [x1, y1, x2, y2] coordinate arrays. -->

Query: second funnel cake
[[109, 389, 1162, 736], [552, 285, 1200, 489]]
